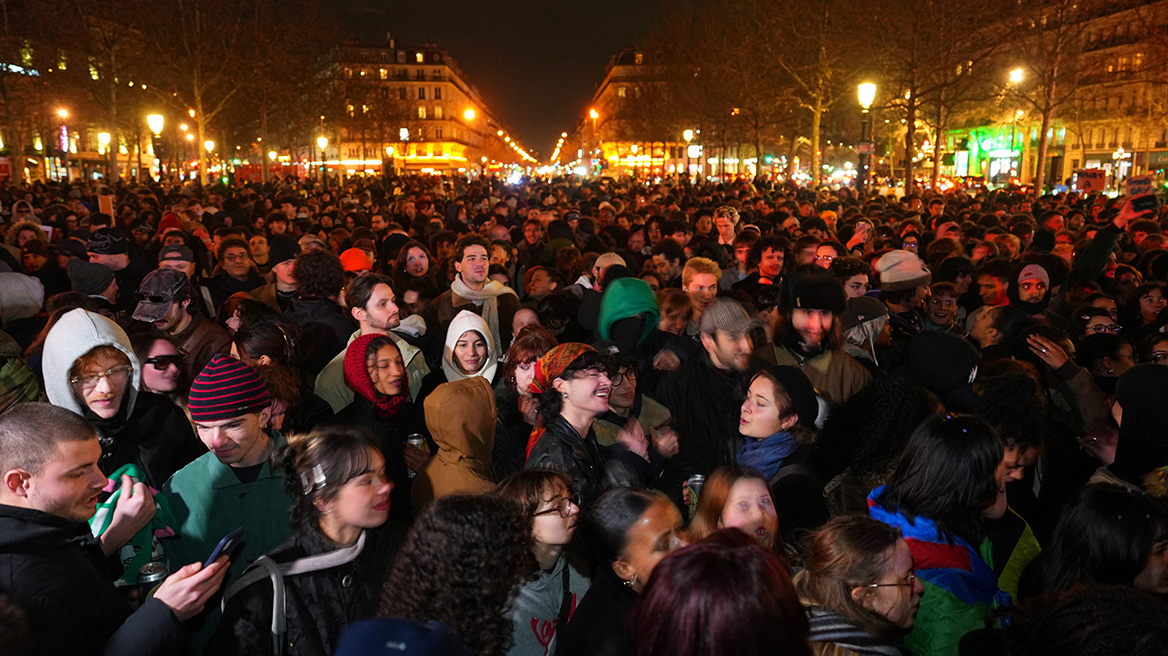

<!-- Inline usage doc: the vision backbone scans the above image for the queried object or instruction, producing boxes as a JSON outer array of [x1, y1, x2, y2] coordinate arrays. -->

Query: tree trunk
[[810, 103, 822, 186], [904, 97, 917, 195], [786, 134, 799, 177]]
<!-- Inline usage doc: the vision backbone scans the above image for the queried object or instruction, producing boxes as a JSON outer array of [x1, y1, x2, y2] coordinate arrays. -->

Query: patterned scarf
[[524, 343, 596, 459], [344, 334, 406, 420], [450, 274, 517, 358]]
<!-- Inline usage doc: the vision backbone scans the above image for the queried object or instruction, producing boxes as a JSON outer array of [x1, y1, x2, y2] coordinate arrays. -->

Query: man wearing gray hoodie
[[42, 308, 203, 489]]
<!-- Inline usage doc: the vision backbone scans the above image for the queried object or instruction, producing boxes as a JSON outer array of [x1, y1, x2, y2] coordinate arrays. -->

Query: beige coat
[[411, 376, 497, 514]]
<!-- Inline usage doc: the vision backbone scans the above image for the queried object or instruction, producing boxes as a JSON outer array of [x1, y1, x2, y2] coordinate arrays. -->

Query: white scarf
[[450, 275, 517, 357]]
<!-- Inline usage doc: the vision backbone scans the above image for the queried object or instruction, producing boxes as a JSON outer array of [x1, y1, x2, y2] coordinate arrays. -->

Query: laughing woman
[[525, 344, 660, 504]]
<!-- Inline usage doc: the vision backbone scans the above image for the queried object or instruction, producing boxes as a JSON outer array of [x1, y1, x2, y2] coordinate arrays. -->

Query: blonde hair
[[682, 256, 721, 287]]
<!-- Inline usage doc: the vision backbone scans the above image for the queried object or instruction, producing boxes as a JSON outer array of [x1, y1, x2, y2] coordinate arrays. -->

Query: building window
[[433, 69, 442, 79], [397, 51, 405, 63], [435, 128, 443, 140], [399, 87, 407, 100], [418, 106, 427, 119], [434, 106, 444, 119], [635, 53, 643, 64], [434, 87, 442, 100], [415, 52, 424, 63], [617, 86, 626, 98], [418, 87, 426, 100], [346, 104, 355, 117], [418, 128, 425, 140], [415, 69, 425, 80], [381, 88, 389, 98], [379, 68, 387, 79]]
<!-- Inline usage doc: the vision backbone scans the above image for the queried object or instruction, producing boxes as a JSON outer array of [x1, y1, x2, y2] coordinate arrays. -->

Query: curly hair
[[378, 495, 534, 656], [292, 250, 346, 299], [502, 325, 558, 389], [973, 359, 1048, 453], [992, 586, 1168, 656]]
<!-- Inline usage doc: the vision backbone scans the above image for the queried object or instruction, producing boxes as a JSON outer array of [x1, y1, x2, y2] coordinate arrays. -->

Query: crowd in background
[[0, 172, 1167, 655]]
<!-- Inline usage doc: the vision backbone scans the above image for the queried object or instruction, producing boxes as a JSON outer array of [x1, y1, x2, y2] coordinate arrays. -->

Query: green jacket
[[161, 430, 294, 652]]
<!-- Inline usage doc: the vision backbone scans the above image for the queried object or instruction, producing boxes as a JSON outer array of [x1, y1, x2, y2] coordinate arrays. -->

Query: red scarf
[[344, 334, 407, 420]]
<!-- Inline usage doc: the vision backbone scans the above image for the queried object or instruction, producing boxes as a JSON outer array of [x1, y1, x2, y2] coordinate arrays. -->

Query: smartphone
[[1131, 194, 1158, 215], [204, 527, 244, 568]]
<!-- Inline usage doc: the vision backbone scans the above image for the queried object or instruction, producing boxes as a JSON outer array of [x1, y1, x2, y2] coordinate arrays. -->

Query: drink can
[[406, 434, 426, 478], [684, 475, 706, 520], [138, 561, 168, 601]]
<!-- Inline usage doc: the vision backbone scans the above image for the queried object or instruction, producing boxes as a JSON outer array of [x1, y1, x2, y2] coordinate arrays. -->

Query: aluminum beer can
[[684, 475, 706, 519], [138, 561, 168, 601], [406, 434, 426, 478]]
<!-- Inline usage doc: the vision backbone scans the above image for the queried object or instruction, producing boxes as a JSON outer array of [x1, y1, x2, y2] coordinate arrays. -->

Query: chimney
[[386, 32, 395, 49]]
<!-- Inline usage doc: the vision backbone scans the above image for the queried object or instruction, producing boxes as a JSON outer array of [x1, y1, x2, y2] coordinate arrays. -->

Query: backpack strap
[[557, 559, 572, 626], [252, 556, 286, 656], [222, 531, 367, 606], [769, 463, 816, 486]]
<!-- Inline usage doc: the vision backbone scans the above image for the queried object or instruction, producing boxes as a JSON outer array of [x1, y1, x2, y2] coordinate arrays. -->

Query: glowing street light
[[858, 83, 877, 110], [204, 140, 214, 153], [57, 108, 68, 118], [463, 109, 476, 120], [316, 136, 328, 150], [1009, 68, 1024, 84], [147, 114, 164, 136], [268, 150, 278, 161], [589, 109, 598, 120], [683, 129, 694, 143], [186, 133, 194, 142], [98, 132, 111, 147]]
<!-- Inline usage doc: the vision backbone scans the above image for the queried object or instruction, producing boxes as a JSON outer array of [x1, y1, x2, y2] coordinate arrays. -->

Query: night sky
[[333, 0, 675, 159]]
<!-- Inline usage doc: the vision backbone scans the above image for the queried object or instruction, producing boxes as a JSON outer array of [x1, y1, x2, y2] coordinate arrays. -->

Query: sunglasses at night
[[144, 354, 184, 370]]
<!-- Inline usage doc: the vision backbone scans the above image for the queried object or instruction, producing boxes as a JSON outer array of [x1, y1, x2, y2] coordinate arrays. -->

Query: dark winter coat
[[207, 523, 406, 656], [0, 504, 183, 656]]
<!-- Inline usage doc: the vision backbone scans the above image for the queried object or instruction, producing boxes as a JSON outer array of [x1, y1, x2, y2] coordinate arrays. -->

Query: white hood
[[440, 310, 498, 383], [43, 309, 142, 417], [0, 273, 44, 327]]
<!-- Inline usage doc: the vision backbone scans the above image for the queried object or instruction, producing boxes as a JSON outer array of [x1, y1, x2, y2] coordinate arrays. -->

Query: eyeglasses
[[815, 254, 836, 264], [222, 253, 250, 262], [533, 495, 581, 518], [902, 242, 919, 250], [1088, 323, 1122, 334], [865, 572, 916, 589], [144, 353, 185, 370], [928, 297, 956, 308], [70, 364, 133, 388], [611, 369, 637, 387]]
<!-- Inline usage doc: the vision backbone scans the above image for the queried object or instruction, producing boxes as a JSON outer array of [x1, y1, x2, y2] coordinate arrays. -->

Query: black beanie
[[781, 269, 846, 315]]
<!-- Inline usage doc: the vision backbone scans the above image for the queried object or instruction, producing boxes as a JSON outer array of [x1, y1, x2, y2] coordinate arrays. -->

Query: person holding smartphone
[[0, 403, 228, 655]]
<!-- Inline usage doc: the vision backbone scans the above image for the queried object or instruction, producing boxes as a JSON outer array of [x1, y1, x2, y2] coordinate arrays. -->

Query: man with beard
[[314, 273, 429, 411], [657, 299, 763, 506], [132, 268, 231, 385]]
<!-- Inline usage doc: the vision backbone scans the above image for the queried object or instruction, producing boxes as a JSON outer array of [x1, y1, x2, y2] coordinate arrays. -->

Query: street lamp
[[1009, 68, 1024, 84], [57, 108, 68, 118], [463, 109, 475, 120], [97, 131, 111, 153], [316, 136, 328, 182], [204, 140, 214, 153], [857, 83, 877, 195], [683, 129, 695, 181], [147, 114, 164, 136]]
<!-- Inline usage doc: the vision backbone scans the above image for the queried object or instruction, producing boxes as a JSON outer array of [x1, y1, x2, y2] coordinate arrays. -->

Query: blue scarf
[[736, 431, 798, 479]]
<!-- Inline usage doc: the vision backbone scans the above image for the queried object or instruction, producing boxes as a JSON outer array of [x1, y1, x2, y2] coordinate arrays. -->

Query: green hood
[[598, 277, 660, 344]]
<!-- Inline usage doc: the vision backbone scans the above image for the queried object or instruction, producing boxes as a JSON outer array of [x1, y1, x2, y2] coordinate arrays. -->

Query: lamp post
[[57, 109, 69, 182], [97, 132, 112, 179], [204, 140, 215, 183], [683, 129, 694, 182], [857, 83, 876, 196], [316, 136, 328, 183], [147, 114, 164, 180]]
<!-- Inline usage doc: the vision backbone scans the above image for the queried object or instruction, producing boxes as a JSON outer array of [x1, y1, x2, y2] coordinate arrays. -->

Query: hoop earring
[[623, 573, 638, 588]]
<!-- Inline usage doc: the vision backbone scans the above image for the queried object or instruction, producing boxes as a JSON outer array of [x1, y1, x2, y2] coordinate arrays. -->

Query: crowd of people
[[1, 172, 1168, 655]]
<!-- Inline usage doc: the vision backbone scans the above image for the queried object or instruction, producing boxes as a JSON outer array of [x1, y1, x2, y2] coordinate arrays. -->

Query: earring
[[1107, 368, 1114, 374], [623, 573, 638, 588], [562, 391, 569, 399]]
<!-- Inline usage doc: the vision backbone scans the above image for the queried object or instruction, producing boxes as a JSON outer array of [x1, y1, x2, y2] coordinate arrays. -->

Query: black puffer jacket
[[332, 397, 426, 525], [0, 504, 183, 656], [207, 522, 406, 656]]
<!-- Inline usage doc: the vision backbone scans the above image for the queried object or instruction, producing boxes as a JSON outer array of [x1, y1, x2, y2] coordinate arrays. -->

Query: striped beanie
[[188, 355, 270, 421]]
